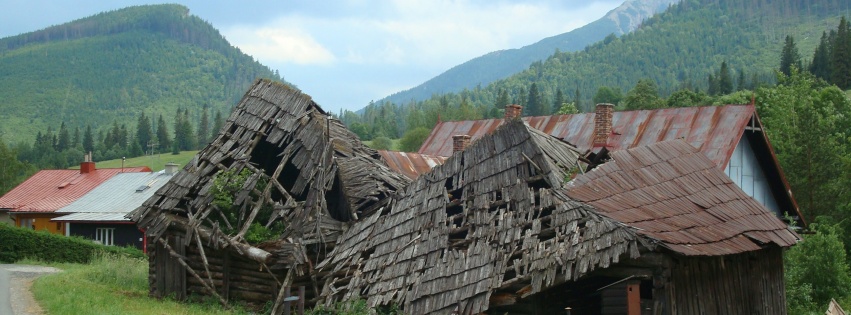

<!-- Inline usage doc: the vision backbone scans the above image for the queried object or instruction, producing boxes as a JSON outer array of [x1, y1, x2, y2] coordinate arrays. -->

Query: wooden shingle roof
[[566, 139, 799, 256], [318, 120, 644, 314], [130, 79, 409, 260]]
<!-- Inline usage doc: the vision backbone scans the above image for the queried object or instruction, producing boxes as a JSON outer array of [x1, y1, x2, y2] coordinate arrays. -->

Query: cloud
[[223, 26, 335, 65], [222, 0, 618, 69]]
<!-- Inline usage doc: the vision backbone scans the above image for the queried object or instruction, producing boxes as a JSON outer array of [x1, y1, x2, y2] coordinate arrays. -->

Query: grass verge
[[31, 253, 249, 315]]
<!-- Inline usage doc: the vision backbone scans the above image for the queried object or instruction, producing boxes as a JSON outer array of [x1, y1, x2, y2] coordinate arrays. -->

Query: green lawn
[[30, 254, 251, 315], [69, 151, 199, 172]]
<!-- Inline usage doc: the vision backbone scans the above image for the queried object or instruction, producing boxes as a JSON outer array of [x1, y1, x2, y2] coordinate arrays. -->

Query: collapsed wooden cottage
[[132, 79, 799, 314], [129, 79, 410, 309], [320, 121, 798, 314]]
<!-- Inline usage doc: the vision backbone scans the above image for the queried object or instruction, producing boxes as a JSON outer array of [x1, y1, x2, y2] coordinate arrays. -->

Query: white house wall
[[725, 135, 781, 216]]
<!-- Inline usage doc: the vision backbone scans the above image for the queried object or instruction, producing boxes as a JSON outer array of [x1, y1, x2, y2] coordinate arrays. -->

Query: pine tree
[[718, 61, 733, 94], [830, 17, 851, 89], [737, 70, 746, 91], [552, 89, 565, 115], [779, 35, 802, 76], [118, 124, 129, 149], [197, 105, 210, 149], [526, 83, 544, 116], [83, 125, 94, 153], [211, 110, 224, 140], [57, 122, 70, 151], [810, 32, 831, 81], [174, 108, 196, 151], [156, 114, 171, 152], [136, 112, 153, 153], [707, 74, 719, 95]]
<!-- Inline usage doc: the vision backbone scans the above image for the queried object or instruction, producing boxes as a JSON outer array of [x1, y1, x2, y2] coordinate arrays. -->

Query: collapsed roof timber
[[130, 79, 799, 315]]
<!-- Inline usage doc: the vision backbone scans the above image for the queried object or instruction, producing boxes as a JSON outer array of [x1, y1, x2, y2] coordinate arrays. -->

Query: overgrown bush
[[0, 223, 143, 263], [209, 168, 285, 244]]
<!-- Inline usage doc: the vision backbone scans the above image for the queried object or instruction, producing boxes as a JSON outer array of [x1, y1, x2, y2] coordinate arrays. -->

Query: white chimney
[[164, 163, 179, 175]]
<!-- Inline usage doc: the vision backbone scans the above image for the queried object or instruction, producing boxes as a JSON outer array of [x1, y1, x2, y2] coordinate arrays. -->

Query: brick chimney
[[80, 152, 96, 174], [593, 103, 614, 147], [504, 104, 523, 120], [164, 163, 179, 175], [452, 135, 471, 153]]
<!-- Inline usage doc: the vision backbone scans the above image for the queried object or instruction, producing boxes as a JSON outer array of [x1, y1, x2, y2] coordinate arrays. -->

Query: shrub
[[370, 136, 393, 150], [0, 223, 143, 263], [398, 127, 431, 152]]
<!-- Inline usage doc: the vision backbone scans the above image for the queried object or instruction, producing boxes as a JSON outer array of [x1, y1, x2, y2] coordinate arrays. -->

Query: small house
[[52, 164, 178, 248], [0, 154, 150, 234]]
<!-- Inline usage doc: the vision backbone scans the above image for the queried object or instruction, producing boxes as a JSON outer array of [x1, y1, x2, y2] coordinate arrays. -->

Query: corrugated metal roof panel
[[419, 104, 754, 168], [56, 171, 174, 215], [377, 151, 448, 180], [51, 212, 130, 222], [566, 139, 799, 256], [0, 166, 152, 213]]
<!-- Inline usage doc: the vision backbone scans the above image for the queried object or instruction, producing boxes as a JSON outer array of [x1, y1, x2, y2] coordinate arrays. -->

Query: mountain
[[372, 0, 679, 107], [0, 4, 287, 144], [344, 0, 847, 140]]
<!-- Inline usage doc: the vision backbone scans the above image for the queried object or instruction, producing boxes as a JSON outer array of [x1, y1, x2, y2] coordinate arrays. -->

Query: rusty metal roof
[[566, 139, 799, 256], [377, 150, 448, 180], [419, 104, 755, 168], [0, 166, 151, 213]]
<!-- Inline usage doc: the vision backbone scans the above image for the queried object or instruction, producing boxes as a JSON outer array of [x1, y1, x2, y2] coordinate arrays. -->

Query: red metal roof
[[0, 166, 151, 213], [566, 139, 799, 256], [377, 150, 448, 180], [418, 104, 755, 169]]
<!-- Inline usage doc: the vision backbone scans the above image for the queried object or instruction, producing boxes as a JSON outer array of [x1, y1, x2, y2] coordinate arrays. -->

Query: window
[[19, 218, 33, 229], [95, 228, 115, 246]]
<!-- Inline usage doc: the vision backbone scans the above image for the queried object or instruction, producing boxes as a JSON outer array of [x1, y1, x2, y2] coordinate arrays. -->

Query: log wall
[[147, 234, 318, 310]]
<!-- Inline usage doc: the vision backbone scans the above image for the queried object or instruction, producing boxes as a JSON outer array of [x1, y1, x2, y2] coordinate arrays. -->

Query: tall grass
[[31, 253, 249, 315]]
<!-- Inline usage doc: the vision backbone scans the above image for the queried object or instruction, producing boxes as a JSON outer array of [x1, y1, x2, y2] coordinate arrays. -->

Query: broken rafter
[[158, 237, 229, 308]]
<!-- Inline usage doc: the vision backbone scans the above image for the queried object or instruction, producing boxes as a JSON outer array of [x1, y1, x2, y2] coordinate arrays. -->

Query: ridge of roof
[[418, 104, 755, 168]]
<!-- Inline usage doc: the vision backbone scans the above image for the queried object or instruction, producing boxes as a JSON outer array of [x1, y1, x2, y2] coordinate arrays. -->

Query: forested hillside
[[343, 0, 848, 141], [374, 0, 678, 107], [0, 4, 286, 145]]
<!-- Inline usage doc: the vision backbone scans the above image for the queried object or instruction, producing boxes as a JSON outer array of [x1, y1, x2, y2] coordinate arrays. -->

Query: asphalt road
[[0, 266, 11, 315], [0, 265, 61, 315]]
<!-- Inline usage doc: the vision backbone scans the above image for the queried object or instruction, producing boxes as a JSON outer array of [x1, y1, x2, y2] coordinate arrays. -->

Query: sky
[[0, 0, 623, 113]]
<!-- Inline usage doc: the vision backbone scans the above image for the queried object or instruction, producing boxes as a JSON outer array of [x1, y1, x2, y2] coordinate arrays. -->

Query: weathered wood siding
[[663, 247, 786, 315]]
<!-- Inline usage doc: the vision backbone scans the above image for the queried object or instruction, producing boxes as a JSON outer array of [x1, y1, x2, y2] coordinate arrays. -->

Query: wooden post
[[298, 286, 305, 315], [283, 287, 291, 315], [222, 253, 230, 300]]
